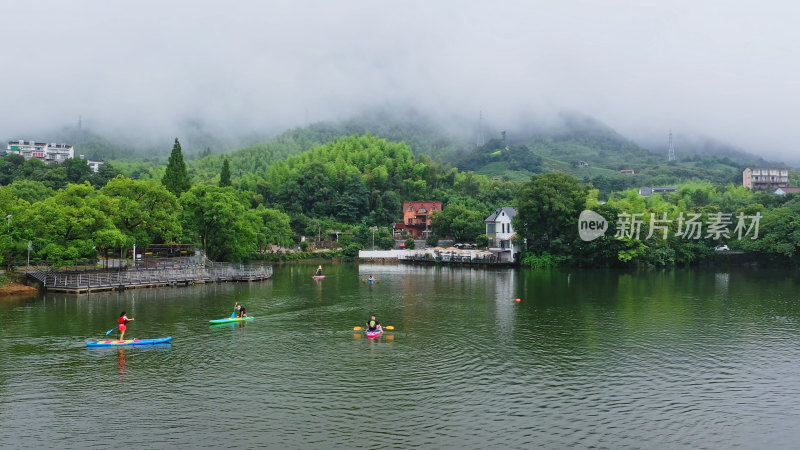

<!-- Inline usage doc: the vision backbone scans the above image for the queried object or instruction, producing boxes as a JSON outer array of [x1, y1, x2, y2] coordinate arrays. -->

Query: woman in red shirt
[[118, 312, 135, 341]]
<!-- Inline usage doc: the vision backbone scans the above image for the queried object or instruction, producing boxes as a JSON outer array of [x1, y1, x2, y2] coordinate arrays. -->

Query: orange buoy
[[515, 298, 521, 303]]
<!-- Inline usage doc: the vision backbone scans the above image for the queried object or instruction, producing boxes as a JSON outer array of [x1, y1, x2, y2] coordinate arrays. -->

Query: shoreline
[[0, 280, 39, 298]]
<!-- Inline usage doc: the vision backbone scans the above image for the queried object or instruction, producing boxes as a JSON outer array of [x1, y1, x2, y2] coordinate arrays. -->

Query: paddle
[[353, 325, 394, 331], [105, 326, 118, 335]]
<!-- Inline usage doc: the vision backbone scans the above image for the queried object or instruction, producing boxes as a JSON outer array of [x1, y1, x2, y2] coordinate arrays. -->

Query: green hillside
[[31, 107, 788, 196]]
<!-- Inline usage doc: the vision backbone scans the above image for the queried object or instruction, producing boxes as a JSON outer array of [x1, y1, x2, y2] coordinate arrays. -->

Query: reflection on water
[[2, 264, 800, 448], [118, 347, 126, 375]]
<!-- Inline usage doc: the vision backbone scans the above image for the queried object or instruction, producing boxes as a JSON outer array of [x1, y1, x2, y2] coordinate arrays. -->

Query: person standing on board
[[316, 265, 323, 276], [118, 312, 135, 341], [233, 301, 241, 318]]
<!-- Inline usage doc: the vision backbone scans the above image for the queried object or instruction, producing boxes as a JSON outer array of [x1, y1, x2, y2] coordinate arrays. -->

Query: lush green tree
[[162, 138, 191, 195], [426, 233, 440, 247], [253, 206, 294, 251], [0, 154, 25, 185], [0, 188, 32, 269], [39, 166, 68, 190], [89, 161, 122, 187], [350, 224, 373, 248], [335, 175, 369, 222], [179, 185, 257, 261], [741, 206, 800, 260], [431, 204, 487, 243], [219, 158, 231, 187], [99, 175, 182, 250], [373, 191, 401, 225], [18, 183, 119, 266], [62, 157, 93, 184], [514, 173, 588, 251], [378, 234, 395, 250], [342, 242, 362, 257], [4, 180, 54, 204]]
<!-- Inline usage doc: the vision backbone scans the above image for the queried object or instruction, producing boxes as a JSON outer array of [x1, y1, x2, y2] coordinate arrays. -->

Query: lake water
[[2, 263, 800, 448]]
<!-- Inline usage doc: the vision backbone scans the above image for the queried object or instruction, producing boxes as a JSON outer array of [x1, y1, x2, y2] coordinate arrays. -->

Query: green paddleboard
[[209, 316, 255, 324]]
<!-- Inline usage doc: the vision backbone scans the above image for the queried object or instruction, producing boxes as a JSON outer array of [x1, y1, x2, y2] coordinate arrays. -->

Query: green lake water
[[2, 263, 800, 448]]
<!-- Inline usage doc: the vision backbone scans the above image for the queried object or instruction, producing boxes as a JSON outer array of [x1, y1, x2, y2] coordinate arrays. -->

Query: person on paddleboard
[[239, 306, 247, 318], [366, 315, 382, 332], [233, 301, 241, 318], [316, 265, 323, 276], [118, 312, 134, 341]]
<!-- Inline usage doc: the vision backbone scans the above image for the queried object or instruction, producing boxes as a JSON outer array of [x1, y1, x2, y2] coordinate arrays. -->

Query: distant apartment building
[[6, 140, 104, 172], [394, 201, 442, 238], [743, 167, 789, 190], [6, 140, 73, 163]]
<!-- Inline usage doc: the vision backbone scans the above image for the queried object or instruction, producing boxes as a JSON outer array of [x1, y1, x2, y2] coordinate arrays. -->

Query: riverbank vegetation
[[514, 175, 800, 268], [1, 124, 798, 270]]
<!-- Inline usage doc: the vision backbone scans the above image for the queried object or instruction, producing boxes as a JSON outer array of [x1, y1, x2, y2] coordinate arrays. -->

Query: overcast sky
[[3, 0, 798, 162]]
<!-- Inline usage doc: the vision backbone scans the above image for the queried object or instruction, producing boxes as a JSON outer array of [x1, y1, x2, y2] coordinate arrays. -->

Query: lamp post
[[5, 214, 11, 231], [372, 226, 377, 250]]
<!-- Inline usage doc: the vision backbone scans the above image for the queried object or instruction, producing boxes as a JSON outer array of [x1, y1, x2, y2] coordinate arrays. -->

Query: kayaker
[[118, 312, 134, 341], [316, 265, 323, 276], [368, 275, 375, 282], [365, 315, 382, 332]]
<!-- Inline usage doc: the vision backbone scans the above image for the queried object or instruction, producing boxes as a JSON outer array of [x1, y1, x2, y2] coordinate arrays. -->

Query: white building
[[6, 140, 104, 172], [485, 206, 520, 263], [80, 156, 105, 173], [6, 140, 74, 163]]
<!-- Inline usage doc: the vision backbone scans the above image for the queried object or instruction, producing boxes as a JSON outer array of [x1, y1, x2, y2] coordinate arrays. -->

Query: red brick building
[[394, 201, 442, 238]]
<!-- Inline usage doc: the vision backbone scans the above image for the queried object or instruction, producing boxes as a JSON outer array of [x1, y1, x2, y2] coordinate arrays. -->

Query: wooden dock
[[26, 260, 272, 294]]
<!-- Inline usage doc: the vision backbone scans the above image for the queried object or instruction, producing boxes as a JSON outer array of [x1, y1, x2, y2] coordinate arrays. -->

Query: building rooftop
[[485, 206, 517, 222]]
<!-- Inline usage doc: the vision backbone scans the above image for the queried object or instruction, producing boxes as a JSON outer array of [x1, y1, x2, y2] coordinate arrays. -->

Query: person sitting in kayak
[[118, 311, 134, 341], [316, 265, 323, 276], [367, 275, 375, 282], [365, 315, 381, 332]]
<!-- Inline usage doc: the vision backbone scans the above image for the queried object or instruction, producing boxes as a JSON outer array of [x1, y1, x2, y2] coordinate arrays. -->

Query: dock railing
[[26, 258, 272, 293]]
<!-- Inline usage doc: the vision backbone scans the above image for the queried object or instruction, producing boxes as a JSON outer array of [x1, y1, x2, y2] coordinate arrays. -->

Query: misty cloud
[[2, 0, 798, 163]]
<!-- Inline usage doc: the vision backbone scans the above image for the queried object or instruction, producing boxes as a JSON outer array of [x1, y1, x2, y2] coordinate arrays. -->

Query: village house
[[485, 206, 520, 263], [394, 201, 442, 239], [775, 186, 800, 195]]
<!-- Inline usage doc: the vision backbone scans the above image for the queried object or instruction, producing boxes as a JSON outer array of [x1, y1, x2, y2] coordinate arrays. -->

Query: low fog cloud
[[2, 0, 798, 162]]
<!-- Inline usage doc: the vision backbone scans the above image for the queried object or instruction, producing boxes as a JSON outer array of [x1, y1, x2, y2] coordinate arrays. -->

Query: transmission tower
[[667, 129, 676, 161], [477, 110, 485, 147]]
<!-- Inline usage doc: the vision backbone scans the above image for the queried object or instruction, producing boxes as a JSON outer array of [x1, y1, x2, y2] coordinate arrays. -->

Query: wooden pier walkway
[[26, 259, 272, 294]]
